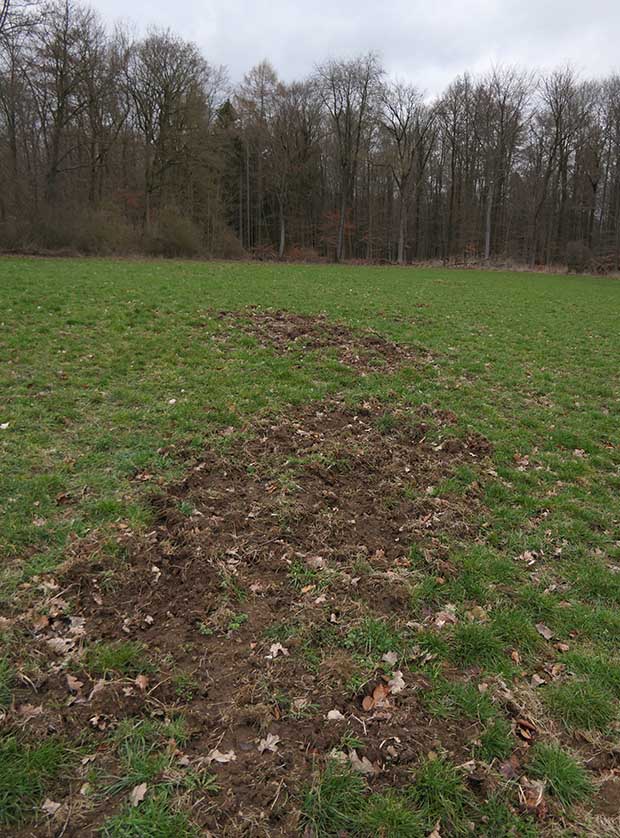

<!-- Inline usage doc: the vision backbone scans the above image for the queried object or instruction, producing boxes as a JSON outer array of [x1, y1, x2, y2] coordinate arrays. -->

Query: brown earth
[[7, 399, 504, 836], [211, 308, 429, 373]]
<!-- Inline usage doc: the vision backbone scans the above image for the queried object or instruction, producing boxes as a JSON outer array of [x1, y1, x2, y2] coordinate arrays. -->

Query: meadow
[[1, 257, 619, 836]]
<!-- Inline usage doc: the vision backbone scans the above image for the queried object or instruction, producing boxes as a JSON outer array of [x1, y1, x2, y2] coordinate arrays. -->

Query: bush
[[566, 241, 592, 274], [286, 245, 322, 262], [211, 223, 246, 259], [23, 205, 138, 255], [0, 218, 29, 251], [144, 208, 203, 258], [73, 208, 138, 254]]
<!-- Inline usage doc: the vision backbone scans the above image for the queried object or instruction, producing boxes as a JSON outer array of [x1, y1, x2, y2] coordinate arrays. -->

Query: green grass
[[476, 718, 515, 762], [407, 756, 472, 835], [343, 617, 405, 658], [104, 718, 213, 800], [529, 743, 593, 807], [84, 641, 153, 678], [357, 791, 425, 837], [543, 680, 616, 731], [0, 736, 69, 825], [99, 794, 199, 837], [301, 762, 367, 835], [449, 623, 506, 669], [423, 678, 498, 723], [2, 257, 620, 834], [0, 658, 14, 708]]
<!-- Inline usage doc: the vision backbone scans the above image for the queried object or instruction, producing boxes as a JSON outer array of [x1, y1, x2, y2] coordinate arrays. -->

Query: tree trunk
[[397, 196, 406, 264], [336, 193, 346, 262], [484, 179, 494, 260], [278, 200, 285, 258]]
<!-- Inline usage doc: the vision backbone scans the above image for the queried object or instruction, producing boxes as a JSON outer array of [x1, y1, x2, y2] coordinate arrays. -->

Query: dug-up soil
[[18, 399, 496, 836], [212, 308, 429, 372]]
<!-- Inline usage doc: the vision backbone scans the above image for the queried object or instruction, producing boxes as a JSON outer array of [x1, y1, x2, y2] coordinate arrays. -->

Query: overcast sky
[[93, 0, 619, 94]]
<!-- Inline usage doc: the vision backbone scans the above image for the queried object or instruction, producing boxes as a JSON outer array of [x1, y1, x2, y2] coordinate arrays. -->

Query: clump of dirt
[[212, 308, 428, 372], [12, 400, 495, 836]]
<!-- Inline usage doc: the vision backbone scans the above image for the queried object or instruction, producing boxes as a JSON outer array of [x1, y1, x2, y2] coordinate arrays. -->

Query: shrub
[[73, 208, 138, 254], [211, 223, 246, 259], [286, 245, 322, 262], [566, 241, 592, 274], [145, 208, 203, 258]]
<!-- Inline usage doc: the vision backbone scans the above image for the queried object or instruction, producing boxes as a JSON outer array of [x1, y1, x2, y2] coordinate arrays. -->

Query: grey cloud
[[94, 0, 620, 92]]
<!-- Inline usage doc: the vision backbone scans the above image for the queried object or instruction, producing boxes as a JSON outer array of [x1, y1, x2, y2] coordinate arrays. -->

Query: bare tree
[[125, 28, 223, 230], [315, 52, 383, 261], [381, 81, 436, 263]]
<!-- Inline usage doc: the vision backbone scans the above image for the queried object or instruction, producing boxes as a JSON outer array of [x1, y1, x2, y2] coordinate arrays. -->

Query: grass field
[[1, 257, 620, 836]]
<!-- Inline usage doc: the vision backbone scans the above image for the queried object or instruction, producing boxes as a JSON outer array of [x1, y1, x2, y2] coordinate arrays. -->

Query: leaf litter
[[4, 397, 564, 835]]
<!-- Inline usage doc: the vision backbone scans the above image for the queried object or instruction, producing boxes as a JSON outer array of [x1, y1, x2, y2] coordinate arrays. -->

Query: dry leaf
[[305, 555, 325, 570], [15, 703, 44, 722], [41, 799, 62, 817], [134, 674, 150, 691], [265, 642, 289, 660], [388, 670, 405, 694], [130, 782, 148, 807], [530, 674, 546, 688], [349, 750, 379, 775], [46, 637, 75, 655], [434, 608, 458, 628], [88, 680, 106, 701], [258, 733, 280, 753], [499, 754, 521, 780], [66, 674, 84, 694], [516, 718, 537, 741], [518, 776, 547, 818], [206, 748, 236, 764], [382, 651, 398, 666], [535, 623, 554, 641], [363, 682, 391, 712]]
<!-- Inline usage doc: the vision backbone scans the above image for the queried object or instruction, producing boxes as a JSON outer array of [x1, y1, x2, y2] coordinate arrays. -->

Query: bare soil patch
[[9, 400, 495, 835], [212, 308, 427, 372]]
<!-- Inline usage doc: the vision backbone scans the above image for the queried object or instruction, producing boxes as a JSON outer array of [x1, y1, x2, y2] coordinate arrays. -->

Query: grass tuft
[[529, 743, 592, 807], [0, 736, 68, 826], [301, 761, 366, 836], [99, 793, 199, 837], [407, 755, 471, 835], [543, 680, 616, 731], [450, 623, 505, 669], [358, 791, 425, 837], [476, 718, 514, 763], [84, 641, 153, 678]]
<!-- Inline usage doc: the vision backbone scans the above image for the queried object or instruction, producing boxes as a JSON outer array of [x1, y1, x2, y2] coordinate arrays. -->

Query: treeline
[[1, 1, 620, 269]]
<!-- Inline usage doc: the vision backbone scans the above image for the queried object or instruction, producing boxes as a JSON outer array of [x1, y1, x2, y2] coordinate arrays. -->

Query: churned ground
[[1, 258, 619, 836]]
